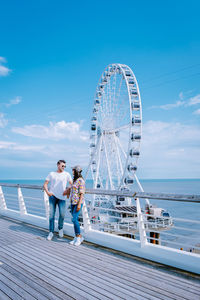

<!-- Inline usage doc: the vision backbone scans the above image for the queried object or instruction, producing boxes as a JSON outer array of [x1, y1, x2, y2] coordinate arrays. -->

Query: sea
[[1, 178, 200, 250]]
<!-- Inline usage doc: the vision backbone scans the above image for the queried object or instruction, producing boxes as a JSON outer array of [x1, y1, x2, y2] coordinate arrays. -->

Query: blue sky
[[0, 0, 200, 179]]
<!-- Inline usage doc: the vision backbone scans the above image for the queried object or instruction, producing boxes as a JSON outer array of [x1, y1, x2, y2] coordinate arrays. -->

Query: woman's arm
[[63, 187, 71, 198], [76, 193, 84, 211]]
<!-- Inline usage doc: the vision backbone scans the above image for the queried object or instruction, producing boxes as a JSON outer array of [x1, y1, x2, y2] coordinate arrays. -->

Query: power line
[[142, 72, 200, 91], [142, 63, 200, 85]]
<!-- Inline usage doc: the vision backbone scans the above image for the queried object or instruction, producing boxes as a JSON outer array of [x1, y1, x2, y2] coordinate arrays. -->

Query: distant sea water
[[1, 178, 200, 250]]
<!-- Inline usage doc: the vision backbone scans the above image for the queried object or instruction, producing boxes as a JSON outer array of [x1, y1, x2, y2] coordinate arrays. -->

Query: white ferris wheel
[[87, 63, 144, 193]]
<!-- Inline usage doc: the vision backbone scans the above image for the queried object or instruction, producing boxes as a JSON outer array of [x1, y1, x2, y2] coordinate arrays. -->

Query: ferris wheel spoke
[[94, 135, 103, 189], [113, 72, 117, 110], [102, 135, 114, 190], [116, 136, 127, 160], [116, 106, 130, 126], [113, 134, 124, 185]]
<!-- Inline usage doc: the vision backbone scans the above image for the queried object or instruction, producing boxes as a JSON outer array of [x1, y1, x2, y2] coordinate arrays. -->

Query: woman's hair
[[73, 169, 83, 183]]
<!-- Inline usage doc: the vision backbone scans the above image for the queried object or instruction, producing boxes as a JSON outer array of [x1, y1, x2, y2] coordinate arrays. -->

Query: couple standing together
[[43, 160, 85, 246]]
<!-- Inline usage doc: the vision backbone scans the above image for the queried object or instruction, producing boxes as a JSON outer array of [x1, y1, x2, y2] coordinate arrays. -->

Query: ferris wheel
[[87, 63, 142, 192]]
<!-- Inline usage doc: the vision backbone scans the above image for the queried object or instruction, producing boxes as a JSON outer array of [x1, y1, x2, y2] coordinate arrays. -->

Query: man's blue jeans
[[71, 204, 83, 236], [49, 195, 66, 233]]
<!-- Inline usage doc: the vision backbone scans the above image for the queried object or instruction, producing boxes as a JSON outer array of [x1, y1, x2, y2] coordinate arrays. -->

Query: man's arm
[[43, 180, 53, 197]]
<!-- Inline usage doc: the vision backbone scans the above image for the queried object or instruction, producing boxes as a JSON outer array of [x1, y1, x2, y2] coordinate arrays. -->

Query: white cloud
[[0, 57, 11, 76], [137, 120, 200, 178], [193, 109, 200, 115], [149, 93, 200, 111], [188, 94, 200, 106], [0, 141, 15, 149], [159, 100, 185, 110], [0, 113, 8, 128], [12, 120, 89, 141], [5, 96, 22, 107], [0, 140, 48, 153]]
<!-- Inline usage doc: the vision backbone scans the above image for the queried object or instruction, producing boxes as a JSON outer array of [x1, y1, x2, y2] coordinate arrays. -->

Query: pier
[[0, 183, 200, 299], [1, 215, 200, 300]]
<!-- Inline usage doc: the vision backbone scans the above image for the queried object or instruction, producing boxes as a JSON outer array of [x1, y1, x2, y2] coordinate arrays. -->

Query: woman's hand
[[76, 203, 81, 212], [63, 187, 71, 198]]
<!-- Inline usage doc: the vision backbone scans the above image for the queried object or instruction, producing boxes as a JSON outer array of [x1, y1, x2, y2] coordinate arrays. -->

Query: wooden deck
[[0, 216, 200, 300]]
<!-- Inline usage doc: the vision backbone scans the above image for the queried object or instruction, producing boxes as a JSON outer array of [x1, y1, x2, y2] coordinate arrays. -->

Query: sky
[[0, 0, 200, 180]]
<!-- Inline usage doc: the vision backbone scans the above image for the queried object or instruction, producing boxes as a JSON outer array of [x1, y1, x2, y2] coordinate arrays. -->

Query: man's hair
[[57, 160, 66, 165]]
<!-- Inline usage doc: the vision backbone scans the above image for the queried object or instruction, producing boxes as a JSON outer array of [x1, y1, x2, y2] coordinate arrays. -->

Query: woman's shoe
[[69, 237, 77, 245], [74, 236, 84, 246]]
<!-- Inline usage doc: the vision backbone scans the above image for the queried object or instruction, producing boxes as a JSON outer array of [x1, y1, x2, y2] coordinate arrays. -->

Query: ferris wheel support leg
[[113, 135, 124, 186], [134, 174, 150, 206], [102, 135, 114, 190], [135, 197, 148, 247]]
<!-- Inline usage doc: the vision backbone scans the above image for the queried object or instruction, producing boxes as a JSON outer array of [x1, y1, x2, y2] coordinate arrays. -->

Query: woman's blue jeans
[[49, 195, 66, 233], [71, 204, 83, 236]]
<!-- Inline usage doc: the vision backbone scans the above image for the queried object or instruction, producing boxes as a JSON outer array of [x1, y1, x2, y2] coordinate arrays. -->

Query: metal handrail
[[1, 183, 200, 202]]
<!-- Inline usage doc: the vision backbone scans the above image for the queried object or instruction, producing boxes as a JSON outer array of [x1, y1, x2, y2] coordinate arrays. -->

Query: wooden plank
[[0, 280, 22, 300], [0, 264, 61, 300], [0, 253, 86, 300], [13, 241, 146, 300], [61, 238, 200, 290], [26, 237, 200, 297], [0, 271, 36, 300], [0, 267, 43, 300], [1, 217, 198, 298], [1, 242, 185, 300], [1, 214, 200, 300], [15, 240, 167, 300], [0, 248, 111, 300], [23, 240, 200, 297], [0, 288, 11, 300], [1, 215, 200, 300], [2, 243, 128, 300]]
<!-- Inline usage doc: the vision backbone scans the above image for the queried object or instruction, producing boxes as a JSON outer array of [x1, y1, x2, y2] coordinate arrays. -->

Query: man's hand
[[47, 192, 54, 197]]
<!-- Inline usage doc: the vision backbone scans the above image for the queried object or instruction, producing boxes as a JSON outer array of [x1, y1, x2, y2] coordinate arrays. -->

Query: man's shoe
[[69, 237, 77, 245], [59, 229, 63, 238], [74, 236, 84, 246], [47, 232, 53, 241]]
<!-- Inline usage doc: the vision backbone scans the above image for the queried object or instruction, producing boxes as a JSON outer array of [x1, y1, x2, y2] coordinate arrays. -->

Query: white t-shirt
[[46, 171, 72, 200]]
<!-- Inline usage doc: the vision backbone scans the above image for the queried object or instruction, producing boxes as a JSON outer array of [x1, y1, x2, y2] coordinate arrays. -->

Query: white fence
[[0, 183, 200, 275]]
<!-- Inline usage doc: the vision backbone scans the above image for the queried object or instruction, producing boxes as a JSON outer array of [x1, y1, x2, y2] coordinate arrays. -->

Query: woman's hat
[[72, 165, 82, 172]]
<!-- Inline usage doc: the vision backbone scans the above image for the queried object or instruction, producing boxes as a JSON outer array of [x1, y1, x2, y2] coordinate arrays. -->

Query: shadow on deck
[[0, 215, 200, 300]]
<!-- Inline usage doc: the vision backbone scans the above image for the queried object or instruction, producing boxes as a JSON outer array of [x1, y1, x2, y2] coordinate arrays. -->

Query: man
[[43, 160, 72, 241]]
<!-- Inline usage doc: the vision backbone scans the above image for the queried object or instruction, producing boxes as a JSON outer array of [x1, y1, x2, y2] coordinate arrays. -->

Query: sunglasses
[[61, 165, 66, 168]]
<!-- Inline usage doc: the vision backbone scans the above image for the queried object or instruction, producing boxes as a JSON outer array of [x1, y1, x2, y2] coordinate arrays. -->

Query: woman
[[65, 165, 85, 246]]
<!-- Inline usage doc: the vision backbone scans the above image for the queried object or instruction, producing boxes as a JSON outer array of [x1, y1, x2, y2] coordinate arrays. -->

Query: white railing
[[0, 183, 200, 275]]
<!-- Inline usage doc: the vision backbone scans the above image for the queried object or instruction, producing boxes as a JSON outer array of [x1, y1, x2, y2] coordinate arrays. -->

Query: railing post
[[82, 201, 91, 233], [136, 197, 148, 247], [0, 186, 7, 210], [43, 191, 49, 223], [18, 186, 27, 215]]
